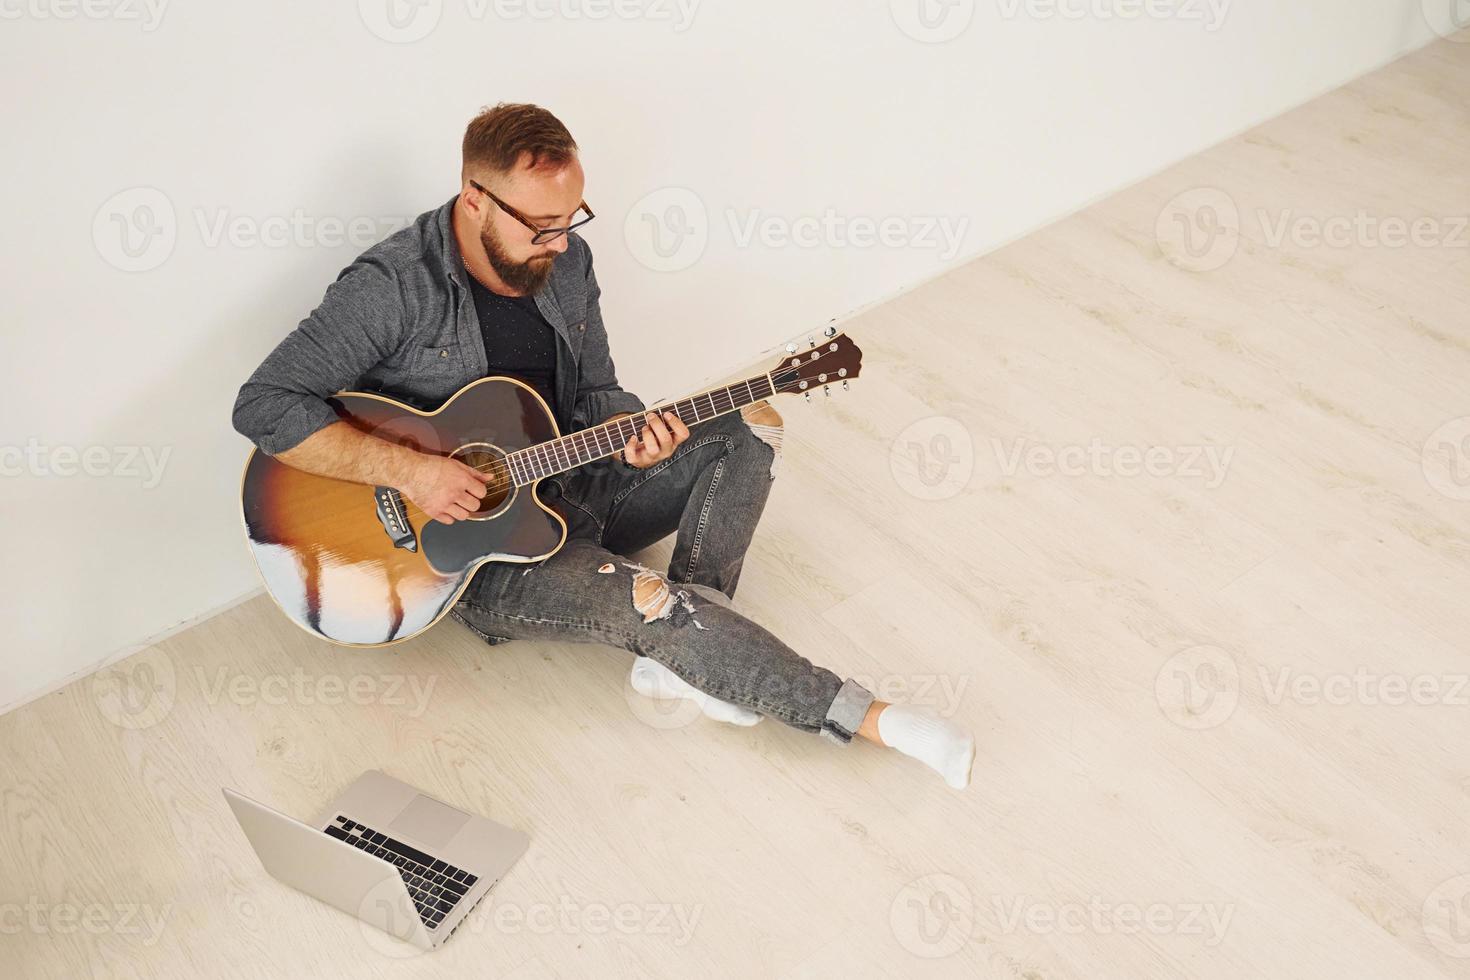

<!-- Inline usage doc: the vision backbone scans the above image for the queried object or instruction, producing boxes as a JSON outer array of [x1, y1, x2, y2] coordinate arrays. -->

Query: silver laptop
[[223, 769, 529, 951]]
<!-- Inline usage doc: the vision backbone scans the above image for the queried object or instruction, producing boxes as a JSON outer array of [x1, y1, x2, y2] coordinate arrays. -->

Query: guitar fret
[[507, 372, 782, 486]]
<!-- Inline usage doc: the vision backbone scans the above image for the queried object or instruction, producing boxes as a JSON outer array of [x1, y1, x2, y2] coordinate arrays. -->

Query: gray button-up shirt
[[231, 194, 647, 456]]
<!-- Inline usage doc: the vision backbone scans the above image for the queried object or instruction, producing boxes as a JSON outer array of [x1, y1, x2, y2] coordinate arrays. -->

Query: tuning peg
[[823, 325, 836, 337], [785, 342, 797, 353], [804, 390, 811, 402], [824, 384, 831, 396], [807, 335, 816, 348], [841, 379, 848, 390]]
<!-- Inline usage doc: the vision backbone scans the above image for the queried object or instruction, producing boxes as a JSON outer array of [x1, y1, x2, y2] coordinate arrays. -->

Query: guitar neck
[[506, 371, 779, 485]]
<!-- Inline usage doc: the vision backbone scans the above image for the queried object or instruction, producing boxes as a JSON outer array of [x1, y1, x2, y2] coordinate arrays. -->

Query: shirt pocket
[[566, 320, 586, 357], [403, 340, 468, 407]]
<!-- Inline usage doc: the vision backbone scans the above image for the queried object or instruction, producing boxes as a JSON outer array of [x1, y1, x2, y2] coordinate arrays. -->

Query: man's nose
[[546, 233, 570, 254]]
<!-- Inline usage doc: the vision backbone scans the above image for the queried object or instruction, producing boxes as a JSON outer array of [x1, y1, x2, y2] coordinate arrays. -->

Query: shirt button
[[439, 350, 448, 358], [578, 323, 585, 331]]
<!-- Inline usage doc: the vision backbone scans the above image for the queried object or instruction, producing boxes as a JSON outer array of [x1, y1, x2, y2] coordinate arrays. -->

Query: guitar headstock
[[767, 328, 863, 401]]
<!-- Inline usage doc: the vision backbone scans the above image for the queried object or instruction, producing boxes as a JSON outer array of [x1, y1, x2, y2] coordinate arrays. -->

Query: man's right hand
[[400, 453, 495, 524]]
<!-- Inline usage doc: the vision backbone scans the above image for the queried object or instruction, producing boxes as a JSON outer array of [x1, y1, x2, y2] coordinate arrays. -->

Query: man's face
[[475, 154, 585, 294]]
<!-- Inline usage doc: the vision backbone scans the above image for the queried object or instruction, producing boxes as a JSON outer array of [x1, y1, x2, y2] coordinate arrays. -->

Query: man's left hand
[[617, 410, 689, 469]]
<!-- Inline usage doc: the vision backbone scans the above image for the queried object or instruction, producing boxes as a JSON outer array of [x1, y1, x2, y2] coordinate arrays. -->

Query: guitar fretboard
[[506, 373, 778, 485]]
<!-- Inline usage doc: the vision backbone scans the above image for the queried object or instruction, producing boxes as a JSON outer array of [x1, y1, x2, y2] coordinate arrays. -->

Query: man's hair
[[462, 103, 577, 179]]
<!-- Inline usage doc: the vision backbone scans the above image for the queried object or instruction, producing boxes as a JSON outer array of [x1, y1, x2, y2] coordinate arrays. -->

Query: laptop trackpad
[[389, 795, 471, 849]]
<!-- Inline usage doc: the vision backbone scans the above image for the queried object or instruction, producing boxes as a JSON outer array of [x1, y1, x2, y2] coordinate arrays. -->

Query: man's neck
[[452, 198, 523, 297]]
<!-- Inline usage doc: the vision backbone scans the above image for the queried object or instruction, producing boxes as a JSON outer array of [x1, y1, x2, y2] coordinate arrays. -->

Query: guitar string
[[380, 349, 850, 512], [384, 369, 816, 507]]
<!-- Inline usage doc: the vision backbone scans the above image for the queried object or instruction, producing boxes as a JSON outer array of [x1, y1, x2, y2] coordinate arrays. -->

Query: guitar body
[[240, 377, 567, 647]]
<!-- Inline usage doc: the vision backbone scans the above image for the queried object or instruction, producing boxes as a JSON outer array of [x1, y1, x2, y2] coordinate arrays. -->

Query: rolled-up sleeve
[[568, 246, 646, 431], [232, 257, 406, 455]]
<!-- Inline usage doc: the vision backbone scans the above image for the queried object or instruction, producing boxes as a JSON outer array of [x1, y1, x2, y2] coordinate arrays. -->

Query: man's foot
[[630, 657, 763, 727], [875, 703, 975, 789]]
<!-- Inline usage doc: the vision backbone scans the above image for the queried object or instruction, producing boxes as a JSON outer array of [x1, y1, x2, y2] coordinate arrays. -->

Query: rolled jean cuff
[[819, 677, 876, 746]]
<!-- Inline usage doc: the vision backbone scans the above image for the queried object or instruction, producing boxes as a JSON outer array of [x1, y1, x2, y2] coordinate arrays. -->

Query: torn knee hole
[[619, 560, 710, 630], [740, 400, 784, 477]]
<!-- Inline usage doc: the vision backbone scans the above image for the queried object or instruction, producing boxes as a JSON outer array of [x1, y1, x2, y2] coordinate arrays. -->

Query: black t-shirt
[[466, 273, 560, 424]]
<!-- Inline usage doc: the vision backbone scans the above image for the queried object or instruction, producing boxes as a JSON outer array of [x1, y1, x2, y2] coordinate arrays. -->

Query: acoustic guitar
[[240, 328, 863, 647]]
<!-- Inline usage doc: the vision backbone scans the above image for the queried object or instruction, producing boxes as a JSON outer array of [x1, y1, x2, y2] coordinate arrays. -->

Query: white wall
[[0, 0, 1449, 712]]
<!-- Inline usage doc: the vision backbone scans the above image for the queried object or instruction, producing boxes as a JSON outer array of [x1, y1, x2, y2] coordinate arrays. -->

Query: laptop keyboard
[[326, 815, 479, 930]]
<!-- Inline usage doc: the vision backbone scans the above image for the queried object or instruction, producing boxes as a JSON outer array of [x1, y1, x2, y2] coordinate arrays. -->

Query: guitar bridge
[[374, 486, 418, 552]]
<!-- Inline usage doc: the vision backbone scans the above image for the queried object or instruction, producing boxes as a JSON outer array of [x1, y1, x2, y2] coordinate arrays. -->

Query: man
[[231, 103, 973, 789]]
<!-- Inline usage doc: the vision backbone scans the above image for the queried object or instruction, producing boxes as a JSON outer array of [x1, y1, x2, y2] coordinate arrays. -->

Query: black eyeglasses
[[468, 179, 595, 245]]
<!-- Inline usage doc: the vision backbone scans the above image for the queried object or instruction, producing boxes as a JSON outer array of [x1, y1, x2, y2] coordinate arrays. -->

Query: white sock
[[629, 657, 763, 727], [876, 703, 975, 789]]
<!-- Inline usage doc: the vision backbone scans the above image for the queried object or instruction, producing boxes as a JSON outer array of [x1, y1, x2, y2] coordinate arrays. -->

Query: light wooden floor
[[6, 38, 1470, 980]]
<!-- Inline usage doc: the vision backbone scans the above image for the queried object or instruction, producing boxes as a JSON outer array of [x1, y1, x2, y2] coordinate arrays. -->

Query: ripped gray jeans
[[451, 404, 877, 745]]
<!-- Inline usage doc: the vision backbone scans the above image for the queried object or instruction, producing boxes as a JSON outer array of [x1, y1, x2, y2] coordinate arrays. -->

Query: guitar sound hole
[[451, 445, 514, 516]]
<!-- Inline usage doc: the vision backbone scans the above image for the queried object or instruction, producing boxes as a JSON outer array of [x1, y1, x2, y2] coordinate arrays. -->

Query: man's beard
[[480, 221, 556, 294]]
